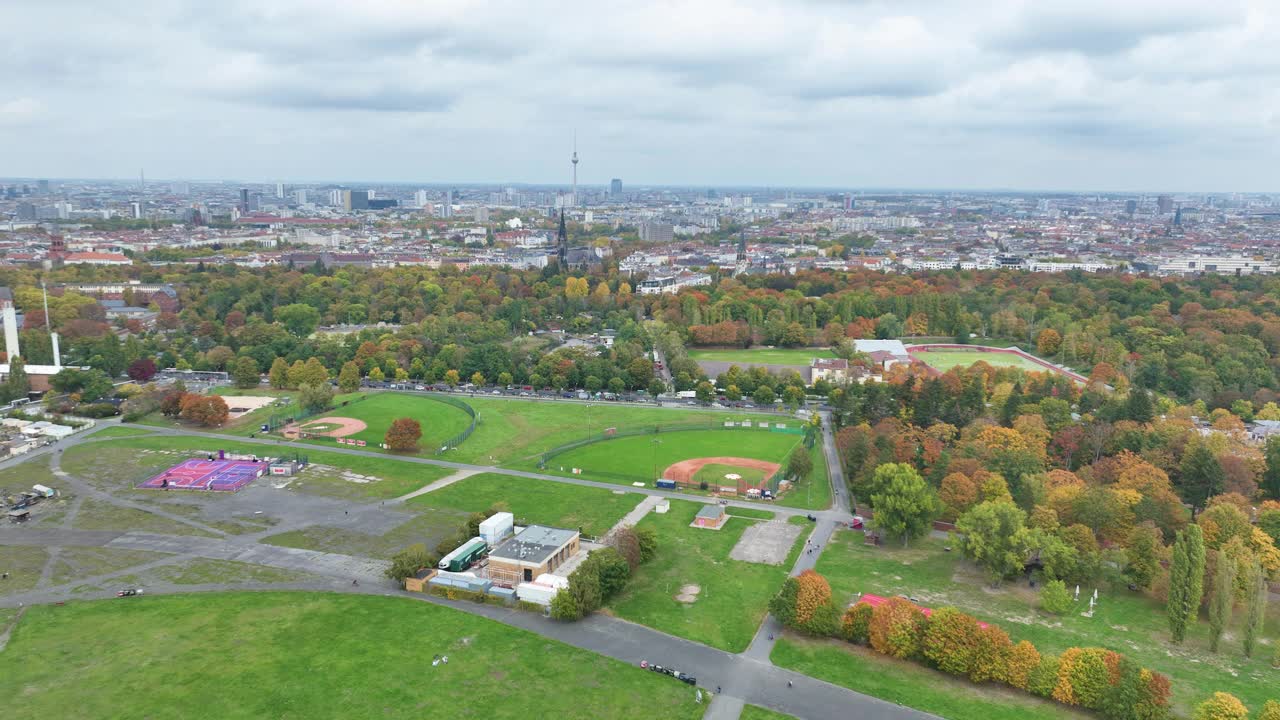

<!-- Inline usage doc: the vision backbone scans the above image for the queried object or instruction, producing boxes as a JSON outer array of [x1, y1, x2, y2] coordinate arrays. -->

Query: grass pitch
[[0, 592, 705, 720], [909, 349, 1049, 373], [693, 463, 769, 488], [688, 348, 834, 365]]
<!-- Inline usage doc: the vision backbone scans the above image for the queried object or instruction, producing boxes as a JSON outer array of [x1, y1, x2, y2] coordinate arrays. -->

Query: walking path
[[390, 467, 482, 503]]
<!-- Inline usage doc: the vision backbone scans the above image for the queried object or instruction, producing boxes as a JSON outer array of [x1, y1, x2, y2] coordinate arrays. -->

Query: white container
[[479, 512, 514, 545]]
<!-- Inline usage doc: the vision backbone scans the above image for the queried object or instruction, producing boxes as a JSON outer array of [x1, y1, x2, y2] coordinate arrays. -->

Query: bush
[[77, 403, 119, 418], [841, 602, 874, 644], [1258, 700, 1280, 720], [1028, 654, 1061, 698], [516, 600, 544, 613], [1040, 579, 1074, 615], [868, 596, 926, 659], [1005, 641, 1041, 691], [1193, 692, 1249, 720], [635, 526, 658, 563], [385, 543, 436, 583], [794, 570, 832, 627], [768, 577, 799, 627], [549, 588, 581, 620], [921, 606, 983, 677], [1053, 647, 1115, 710], [969, 624, 1013, 684]]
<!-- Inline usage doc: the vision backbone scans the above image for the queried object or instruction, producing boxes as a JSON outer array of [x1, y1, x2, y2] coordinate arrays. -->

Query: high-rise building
[[293, 189, 307, 205], [474, 207, 490, 222], [248, 193, 262, 212], [441, 190, 453, 218], [414, 190, 428, 208], [639, 222, 674, 243], [1125, 200, 1138, 216], [329, 189, 343, 206], [238, 188, 250, 212], [130, 202, 142, 219], [342, 190, 369, 211], [37, 179, 50, 195], [276, 182, 285, 199], [610, 178, 622, 196], [16, 202, 35, 221], [1157, 195, 1174, 214]]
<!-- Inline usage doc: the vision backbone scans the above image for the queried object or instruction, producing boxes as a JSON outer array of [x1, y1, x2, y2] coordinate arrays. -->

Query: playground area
[[136, 456, 269, 492]]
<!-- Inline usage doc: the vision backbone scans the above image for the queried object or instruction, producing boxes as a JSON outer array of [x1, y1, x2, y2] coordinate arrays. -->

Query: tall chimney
[[51, 332, 61, 368], [1, 302, 19, 363]]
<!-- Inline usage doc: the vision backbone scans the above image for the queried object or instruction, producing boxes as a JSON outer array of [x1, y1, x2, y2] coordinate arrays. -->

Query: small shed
[[404, 568, 437, 593], [692, 504, 727, 529], [8, 508, 30, 524]]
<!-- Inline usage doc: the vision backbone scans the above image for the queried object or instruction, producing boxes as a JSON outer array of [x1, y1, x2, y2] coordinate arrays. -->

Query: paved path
[[391, 467, 482, 503]]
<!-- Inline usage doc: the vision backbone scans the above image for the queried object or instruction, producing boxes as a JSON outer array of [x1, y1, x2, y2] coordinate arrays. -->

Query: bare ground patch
[[729, 519, 802, 565]]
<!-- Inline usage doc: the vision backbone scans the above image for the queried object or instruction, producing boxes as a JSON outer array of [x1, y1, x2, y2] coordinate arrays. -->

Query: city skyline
[[2, 0, 1278, 191]]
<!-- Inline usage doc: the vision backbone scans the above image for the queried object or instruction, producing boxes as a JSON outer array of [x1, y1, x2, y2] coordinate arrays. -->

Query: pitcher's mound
[[675, 584, 701, 604]]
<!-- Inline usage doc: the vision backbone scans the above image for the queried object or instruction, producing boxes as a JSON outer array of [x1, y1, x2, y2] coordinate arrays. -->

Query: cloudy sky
[[2, 0, 1278, 191]]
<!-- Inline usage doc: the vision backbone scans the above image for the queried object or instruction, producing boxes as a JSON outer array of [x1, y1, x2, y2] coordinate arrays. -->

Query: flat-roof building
[[487, 525, 580, 586]]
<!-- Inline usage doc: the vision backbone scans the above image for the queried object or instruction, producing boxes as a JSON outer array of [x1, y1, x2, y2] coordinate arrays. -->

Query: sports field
[[693, 463, 769, 488], [610, 500, 809, 651], [688, 348, 834, 365], [295, 392, 473, 452], [0, 592, 704, 720], [535, 429, 803, 487], [909, 349, 1049, 373]]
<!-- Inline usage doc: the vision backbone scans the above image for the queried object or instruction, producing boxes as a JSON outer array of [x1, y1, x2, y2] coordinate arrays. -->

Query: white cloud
[[0, 0, 1277, 189]]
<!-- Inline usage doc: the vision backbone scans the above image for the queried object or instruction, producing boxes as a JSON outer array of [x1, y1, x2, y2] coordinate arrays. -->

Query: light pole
[[586, 403, 594, 441], [652, 438, 662, 482]]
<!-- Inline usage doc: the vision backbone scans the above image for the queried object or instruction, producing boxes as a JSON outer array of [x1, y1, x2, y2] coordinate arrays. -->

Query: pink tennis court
[[138, 458, 265, 492]]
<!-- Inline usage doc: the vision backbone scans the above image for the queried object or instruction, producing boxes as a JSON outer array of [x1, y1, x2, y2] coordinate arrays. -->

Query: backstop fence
[[263, 392, 370, 432]]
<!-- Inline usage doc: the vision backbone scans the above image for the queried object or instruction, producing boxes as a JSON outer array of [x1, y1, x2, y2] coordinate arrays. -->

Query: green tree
[[1124, 525, 1162, 590], [584, 375, 602, 393], [549, 588, 581, 620], [368, 366, 385, 382], [768, 576, 799, 627], [1167, 525, 1207, 644], [694, 380, 715, 403], [647, 378, 666, 398], [1243, 561, 1267, 658], [870, 463, 940, 547], [385, 543, 435, 583], [1040, 579, 1073, 615], [1125, 389, 1155, 423], [231, 356, 260, 389], [607, 377, 626, 395], [753, 385, 776, 406], [1264, 436, 1280, 500], [277, 303, 321, 337], [1180, 444, 1224, 511], [634, 526, 658, 562], [337, 361, 361, 393], [268, 357, 289, 389], [1, 356, 29, 401], [786, 445, 813, 483], [470, 371, 485, 387], [1208, 549, 1237, 652], [298, 383, 333, 415], [498, 371, 513, 387], [956, 500, 1030, 583], [783, 385, 806, 410]]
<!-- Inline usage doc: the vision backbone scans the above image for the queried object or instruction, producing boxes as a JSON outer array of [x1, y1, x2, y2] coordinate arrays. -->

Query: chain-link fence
[[434, 396, 479, 454]]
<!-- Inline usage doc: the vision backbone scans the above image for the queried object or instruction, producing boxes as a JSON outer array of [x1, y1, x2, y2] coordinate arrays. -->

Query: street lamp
[[586, 403, 594, 440], [651, 438, 662, 483]]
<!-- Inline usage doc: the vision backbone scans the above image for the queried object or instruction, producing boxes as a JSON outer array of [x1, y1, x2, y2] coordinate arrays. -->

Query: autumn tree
[[868, 596, 926, 659], [385, 418, 423, 452], [1037, 328, 1062, 356], [268, 357, 289, 389], [1167, 525, 1207, 643], [870, 463, 940, 547], [178, 394, 229, 427], [127, 357, 157, 382], [1193, 692, 1249, 720]]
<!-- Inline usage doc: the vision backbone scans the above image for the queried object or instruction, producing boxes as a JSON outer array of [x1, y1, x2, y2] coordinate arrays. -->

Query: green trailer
[[438, 537, 487, 572]]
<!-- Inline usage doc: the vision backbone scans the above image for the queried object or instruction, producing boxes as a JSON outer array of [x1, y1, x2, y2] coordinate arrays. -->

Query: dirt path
[[391, 468, 482, 503]]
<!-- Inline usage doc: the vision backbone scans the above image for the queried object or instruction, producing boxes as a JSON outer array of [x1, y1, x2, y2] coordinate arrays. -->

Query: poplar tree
[[1243, 562, 1268, 658], [1167, 525, 1206, 644], [1208, 550, 1236, 653]]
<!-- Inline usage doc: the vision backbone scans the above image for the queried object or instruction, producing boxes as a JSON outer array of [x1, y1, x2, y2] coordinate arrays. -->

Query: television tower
[[570, 132, 578, 208]]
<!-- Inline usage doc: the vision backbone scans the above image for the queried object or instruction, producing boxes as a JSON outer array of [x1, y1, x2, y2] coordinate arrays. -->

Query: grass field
[[773, 443, 830, 510], [260, 508, 463, 557], [0, 592, 705, 720], [726, 507, 776, 520], [93, 425, 157, 439], [60, 436, 450, 501], [772, 637, 1087, 720], [740, 706, 797, 720], [910, 349, 1049, 373], [295, 392, 473, 453], [813, 529, 1280, 715], [139, 388, 365, 437], [694, 463, 769, 487], [609, 499, 809, 652], [688, 348, 834, 365], [535, 429, 803, 487], [0, 546, 48, 596], [406, 472, 641, 537], [48, 547, 170, 586], [443, 396, 779, 465]]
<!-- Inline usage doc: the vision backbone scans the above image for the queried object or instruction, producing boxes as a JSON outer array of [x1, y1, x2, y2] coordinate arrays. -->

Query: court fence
[[434, 396, 479, 454]]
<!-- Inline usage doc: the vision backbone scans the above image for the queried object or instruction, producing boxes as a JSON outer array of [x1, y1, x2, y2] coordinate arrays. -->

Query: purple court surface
[[138, 458, 264, 492]]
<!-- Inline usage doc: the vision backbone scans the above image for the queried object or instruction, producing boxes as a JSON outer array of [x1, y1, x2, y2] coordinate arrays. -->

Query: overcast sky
[[2, 0, 1277, 191]]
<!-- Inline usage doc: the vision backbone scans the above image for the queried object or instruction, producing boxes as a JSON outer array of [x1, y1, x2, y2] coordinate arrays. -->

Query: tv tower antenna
[[571, 131, 578, 207]]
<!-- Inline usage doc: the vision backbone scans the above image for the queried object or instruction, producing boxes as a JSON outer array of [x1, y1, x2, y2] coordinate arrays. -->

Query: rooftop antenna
[[571, 131, 578, 208]]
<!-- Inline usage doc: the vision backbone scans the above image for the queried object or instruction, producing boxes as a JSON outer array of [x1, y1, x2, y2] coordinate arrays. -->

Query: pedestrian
[[716, 686, 721, 694], [788, 681, 793, 688]]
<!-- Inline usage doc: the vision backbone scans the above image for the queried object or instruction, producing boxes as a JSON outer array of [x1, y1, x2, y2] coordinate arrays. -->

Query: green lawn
[[92, 425, 157, 439], [534, 429, 802, 487], [774, 442, 830, 510], [295, 392, 473, 454], [61, 436, 450, 501], [741, 706, 797, 720], [609, 499, 809, 652], [260, 509, 464, 558], [445, 396, 781, 465], [139, 389, 365, 437], [814, 530, 1280, 715], [772, 637, 1087, 720], [0, 546, 49, 597], [407, 472, 641, 537], [148, 559, 317, 586], [688, 348, 834, 365], [909, 349, 1049, 373], [0, 592, 705, 720], [726, 507, 775, 520], [0, 454, 59, 493]]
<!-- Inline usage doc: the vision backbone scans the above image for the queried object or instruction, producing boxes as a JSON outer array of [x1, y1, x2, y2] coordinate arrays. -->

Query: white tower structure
[[570, 132, 579, 208], [1, 300, 18, 362], [41, 282, 61, 368]]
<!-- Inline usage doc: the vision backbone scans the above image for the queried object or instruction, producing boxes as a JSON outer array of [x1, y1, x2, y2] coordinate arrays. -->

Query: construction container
[[438, 537, 487, 572], [655, 478, 676, 489], [479, 512, 514, 545]]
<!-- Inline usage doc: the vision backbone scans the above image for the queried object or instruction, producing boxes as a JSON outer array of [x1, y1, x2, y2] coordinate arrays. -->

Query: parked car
[[850, 515, 865, 529], [116, 588, 144, 597]]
